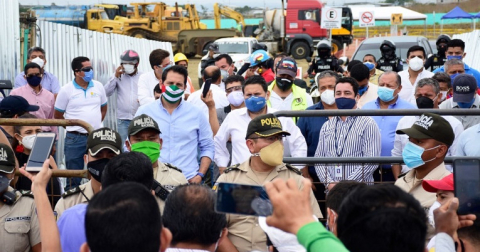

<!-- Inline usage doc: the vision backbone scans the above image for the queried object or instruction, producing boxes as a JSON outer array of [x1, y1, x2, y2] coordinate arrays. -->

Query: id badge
[[334, 164, 343, 180]]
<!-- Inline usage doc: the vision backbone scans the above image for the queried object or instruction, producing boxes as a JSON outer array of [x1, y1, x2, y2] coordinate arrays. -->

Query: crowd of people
[[0, 34, 479, 252]]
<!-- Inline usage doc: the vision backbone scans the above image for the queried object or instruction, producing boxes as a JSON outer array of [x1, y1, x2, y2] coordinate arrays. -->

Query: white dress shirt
[[269, 91, 313, 111], [392, 115, 464, 173], [214, 107, 307, 169], [357, 82, 378, 109], [187, 83, 229, 120], [104, 71, 142, 120], [137, 71, 160, 106], [398, 68, 434, 103]]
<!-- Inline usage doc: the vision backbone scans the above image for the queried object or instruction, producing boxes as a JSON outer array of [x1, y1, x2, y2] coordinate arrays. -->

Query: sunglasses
[[25, 73, 42, 78], [77, 67, 93, 72]]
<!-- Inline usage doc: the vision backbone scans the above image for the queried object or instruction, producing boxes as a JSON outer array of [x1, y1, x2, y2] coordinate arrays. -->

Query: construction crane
[[213, 3, 246, 30]]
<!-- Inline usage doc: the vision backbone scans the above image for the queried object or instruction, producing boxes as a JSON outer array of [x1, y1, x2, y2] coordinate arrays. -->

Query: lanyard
[[334, 117, 356, 157]]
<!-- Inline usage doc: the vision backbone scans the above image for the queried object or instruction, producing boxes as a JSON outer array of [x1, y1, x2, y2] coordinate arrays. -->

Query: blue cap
[[452, 74, 477, 103], [0, 95, 39, 116], [364, 62, 375, 71]]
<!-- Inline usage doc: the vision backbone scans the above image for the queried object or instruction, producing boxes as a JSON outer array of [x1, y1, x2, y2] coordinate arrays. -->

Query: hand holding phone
[[215, 182, 272, 216], [202, 78, 212, 98], [26, 133, 56, 172], [453, 159, 480, 216]]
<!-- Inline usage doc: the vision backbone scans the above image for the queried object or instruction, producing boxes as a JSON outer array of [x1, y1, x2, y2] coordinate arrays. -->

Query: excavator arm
[[213, 3, 246, 29]]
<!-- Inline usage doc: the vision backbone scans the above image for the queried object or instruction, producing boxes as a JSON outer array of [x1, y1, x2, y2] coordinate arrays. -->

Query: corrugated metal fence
[[453, 30, 480, 71], [0, 0, 21, 83], [35, 20, 173, 167]]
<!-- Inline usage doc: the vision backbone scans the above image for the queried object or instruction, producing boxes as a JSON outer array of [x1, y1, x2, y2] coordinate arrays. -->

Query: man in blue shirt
[[362, 71, 416, 182], [135, 65, 214, 184], [433, 39, 480, 88]]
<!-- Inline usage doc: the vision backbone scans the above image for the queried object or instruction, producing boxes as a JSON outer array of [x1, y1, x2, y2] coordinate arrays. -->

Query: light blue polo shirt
[[455, 123, 480, 156]]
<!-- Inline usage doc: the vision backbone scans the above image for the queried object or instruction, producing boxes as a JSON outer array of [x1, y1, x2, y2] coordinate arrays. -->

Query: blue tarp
[[475, 12, 480, 18], [441, 6, 473, 19]]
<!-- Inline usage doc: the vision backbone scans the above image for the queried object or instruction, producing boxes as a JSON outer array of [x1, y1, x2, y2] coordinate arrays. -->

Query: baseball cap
[[452, 74, 477, 103], [396, 113, 454, 146], [128, 114, 161, 136], [0, 95, 39, 116], [0, 143, 16, 174], [276, 57, 298, 79], [422, 173, 454, 193], [87, 128, 122, 156], [245, 114, 291, 139]]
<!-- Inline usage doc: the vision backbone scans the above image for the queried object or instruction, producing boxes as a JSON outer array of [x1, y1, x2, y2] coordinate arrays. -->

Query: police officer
[[307, 40, 344, 76], [54, 128, 122, 218], [0, 143, 41, 252], [215, 114, 322, 252], [200, 43, 219, 75], [377, 40, 403, 72], [424, 34, 451, 72], [125, 114, 187, 192]]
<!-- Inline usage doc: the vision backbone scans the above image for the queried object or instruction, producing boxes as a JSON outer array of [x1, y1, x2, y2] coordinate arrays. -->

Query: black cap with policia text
[[246, 114, 291, 139]]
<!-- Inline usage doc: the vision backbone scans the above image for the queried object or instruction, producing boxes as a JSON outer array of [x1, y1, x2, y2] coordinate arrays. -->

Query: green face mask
[[130, 141, 160, 163]]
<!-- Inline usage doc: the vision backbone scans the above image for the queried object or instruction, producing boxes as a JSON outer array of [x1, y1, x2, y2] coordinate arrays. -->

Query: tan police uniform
[[215, 159, 323, 252], [0, 187, 41, 252], [395, 162, 450, 209], [54, 180, 94, 219], [154, 162, 187, 213]]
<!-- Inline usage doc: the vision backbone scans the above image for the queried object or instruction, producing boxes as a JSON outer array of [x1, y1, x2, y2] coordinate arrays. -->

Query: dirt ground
[[187, 44, 358, 90]]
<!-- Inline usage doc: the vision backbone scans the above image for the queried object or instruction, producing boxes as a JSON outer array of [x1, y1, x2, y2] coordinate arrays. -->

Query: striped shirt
[[314, 116, 381, 185]]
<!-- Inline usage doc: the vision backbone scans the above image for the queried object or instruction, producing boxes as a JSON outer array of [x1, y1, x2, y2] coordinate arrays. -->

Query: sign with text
[[359, 11, 375, 27], [391, 13, 403, 25], [321, 7, 342, 29]]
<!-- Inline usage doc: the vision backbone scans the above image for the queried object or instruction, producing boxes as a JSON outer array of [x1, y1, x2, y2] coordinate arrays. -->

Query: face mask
[[428, 201, 442, 228], [221, 68, 230, 81], [457, 97, 475, 109], [416, 95, 436, 109], [31, 57, 45, 68], [382, 48, 394, 58], [402, 142, 440, 169], [275, 77, 293, 91], [447, 55, 462, 61], [27, 76, 42, 87], [123, 64, 136, 74], [227, 91, 245, 107], [358, 85, 368, 96], [440, 91, 449, 101], [252, 140, 284, 166], [335, 97, 356, 110], [377, 86, 397, 102], [131, 141, 161, 163], [245, 96, 267, 112], [408, 57, 424, 71], [320, 89, 335, 105], [450, 73, 459, 81], [20, 135, 36, 150], [87, 158, 110, 182], [162, 85, 184, 104], [82, 69, 94, 83]]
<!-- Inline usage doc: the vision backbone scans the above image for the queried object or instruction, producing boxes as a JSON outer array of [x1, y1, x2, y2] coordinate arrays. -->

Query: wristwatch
[[196, 172, 205, 178]]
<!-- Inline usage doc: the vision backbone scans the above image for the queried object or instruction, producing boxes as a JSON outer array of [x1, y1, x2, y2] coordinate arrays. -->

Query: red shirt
[[261, 68, 275, 83]]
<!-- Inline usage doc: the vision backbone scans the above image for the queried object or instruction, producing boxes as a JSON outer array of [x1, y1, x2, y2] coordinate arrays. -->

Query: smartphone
[[25, 132, 56, 172], [215, 182, 273, 216], [202, 78, 212, 98], [152, 180, 170, 201], [453, 159, 480, 216]]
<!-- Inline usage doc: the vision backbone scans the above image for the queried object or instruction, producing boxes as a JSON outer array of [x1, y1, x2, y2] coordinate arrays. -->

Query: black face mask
[[0, 175, 15, 205], [87, 158, 110, 182], [275, 77, 293, 91], [416, 96, 434, 109], [437, 44, 447, 56]]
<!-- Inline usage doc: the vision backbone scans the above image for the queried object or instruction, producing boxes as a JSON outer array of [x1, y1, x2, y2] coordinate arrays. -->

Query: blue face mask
[[82, 70, 94, 83], [457, 97, 475, 108], [335, 97, 356, 109], [402, 142, 440, 169], [377, 86, 397, 102], [245, 96, 267, 112], [446, 55, 462, 61], [358, 85, 368, 96], [450, 73, 459, 81]]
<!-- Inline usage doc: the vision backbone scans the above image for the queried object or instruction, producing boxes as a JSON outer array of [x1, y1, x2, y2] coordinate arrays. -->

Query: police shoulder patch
[[61, 186, 81, 198], [397, 172, 408, 179], [285, 164, 302, 175], [19, 190, 34, 198], [224, 164, 241, 174], [165, 163, 182, 173]]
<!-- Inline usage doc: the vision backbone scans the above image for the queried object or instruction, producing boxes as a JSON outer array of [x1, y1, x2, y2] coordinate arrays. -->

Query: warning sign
[[391, 13, 403, 25], [321, 7, 342, 29], [359, 11, 375, 27]]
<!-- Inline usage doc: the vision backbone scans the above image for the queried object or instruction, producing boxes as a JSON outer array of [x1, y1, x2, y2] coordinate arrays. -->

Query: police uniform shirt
[[215, 160, 322, 252], [54, 180, 94, 219], [0, 187, 41, 252], [154, 162, 188, 213], [377, 57, 403, 72], [425, 54, 446, 72], [395, 162, 450, 208]]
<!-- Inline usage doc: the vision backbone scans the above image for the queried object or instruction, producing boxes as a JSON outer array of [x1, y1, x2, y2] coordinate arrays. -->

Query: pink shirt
[[10, 84, 57, 133]]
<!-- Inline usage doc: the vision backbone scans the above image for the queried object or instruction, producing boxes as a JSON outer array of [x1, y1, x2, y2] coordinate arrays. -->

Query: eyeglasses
[[25, 73, 42, 78], [79, 67, 93, 72], [226, 85, 242, 93], [249, 135, 285, 142]]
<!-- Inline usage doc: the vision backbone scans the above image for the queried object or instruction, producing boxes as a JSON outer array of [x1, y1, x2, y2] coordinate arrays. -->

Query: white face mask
[[320, 89, 335, 105], [123, 64, 136, 75], [440, 91, 448, 101], [408, 56, 424, 71], [428, 201, 442, 228], [21, 135, 36, 150], [31, 57, 45, 68], [227, 90, 245, 107]]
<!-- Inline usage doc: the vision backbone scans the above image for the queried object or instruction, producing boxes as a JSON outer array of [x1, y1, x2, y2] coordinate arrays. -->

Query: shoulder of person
[[224, 163, 241, 174], [284, 163, 302, 175], [164, 163, 183, 173], [61, 186, 82, 198], [15, 190, 34, 201]]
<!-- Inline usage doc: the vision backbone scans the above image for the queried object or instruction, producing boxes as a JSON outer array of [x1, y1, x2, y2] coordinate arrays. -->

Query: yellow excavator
[[213, 3, 245, 31]]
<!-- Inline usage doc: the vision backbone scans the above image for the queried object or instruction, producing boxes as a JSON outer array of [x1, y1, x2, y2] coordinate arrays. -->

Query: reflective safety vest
[[267, 80, 308, 122]]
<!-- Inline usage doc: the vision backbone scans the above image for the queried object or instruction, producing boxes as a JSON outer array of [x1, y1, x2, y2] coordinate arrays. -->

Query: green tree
[[200, 5, 208, 18]]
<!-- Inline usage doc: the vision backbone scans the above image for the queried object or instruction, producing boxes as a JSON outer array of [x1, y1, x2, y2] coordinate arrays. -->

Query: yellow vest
[[267, 80, 308, 122]]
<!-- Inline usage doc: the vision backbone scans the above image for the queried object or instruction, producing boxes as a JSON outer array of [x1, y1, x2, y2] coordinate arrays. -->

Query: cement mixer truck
[[248, 0, 353, 59]]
